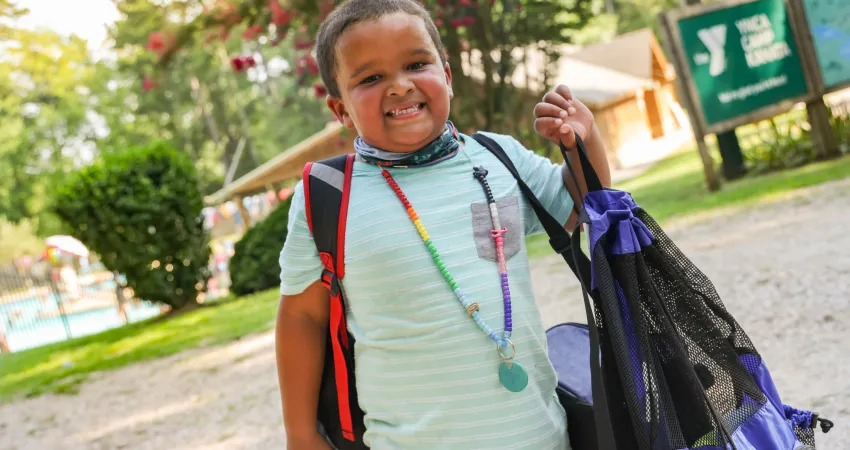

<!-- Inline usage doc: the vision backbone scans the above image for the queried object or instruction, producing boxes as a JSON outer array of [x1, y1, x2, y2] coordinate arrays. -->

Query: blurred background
[[0, 0, 848, 448]]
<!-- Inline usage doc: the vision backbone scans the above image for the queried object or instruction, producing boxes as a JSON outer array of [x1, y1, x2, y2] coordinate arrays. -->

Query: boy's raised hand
[[533, 84, 594, 150]]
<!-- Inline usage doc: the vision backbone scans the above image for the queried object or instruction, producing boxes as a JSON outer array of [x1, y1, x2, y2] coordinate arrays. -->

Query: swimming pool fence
[[0, 265, 164, 353]]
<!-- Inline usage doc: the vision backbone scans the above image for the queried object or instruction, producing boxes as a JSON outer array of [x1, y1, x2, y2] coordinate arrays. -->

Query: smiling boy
[[275, 1, 611, 449]]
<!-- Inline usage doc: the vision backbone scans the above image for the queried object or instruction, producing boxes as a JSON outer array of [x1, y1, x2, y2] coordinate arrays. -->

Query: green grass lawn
[[526, 149, 850, 257], [3, 149, 849, 403], [0, 289, 280, 402]]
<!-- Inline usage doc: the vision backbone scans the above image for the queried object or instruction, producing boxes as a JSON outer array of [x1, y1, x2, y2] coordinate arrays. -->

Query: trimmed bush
[[228, 197, 292, 296], [53, 142, 211, 310]]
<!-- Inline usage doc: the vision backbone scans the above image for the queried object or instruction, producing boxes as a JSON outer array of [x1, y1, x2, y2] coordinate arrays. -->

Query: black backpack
[[301, 134, 603, 449]]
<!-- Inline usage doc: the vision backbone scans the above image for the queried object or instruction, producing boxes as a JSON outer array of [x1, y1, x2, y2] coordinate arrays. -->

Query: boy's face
[[327, 12, 453, 153]]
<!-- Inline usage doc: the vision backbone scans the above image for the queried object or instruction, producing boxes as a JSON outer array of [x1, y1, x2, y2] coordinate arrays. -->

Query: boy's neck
[[354, 121, 460, 168]]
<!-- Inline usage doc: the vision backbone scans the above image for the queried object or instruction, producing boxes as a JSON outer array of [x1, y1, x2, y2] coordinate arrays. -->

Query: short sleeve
[[279, 181, 324, 296], [486, 133, 574, 236]]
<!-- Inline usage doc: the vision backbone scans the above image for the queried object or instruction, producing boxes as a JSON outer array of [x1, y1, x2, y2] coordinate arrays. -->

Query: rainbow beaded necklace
[[381, 164, 529, 392]]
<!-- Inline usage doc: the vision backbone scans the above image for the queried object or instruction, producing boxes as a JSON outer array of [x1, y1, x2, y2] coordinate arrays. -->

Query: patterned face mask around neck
[[353, 121, 461, 168]]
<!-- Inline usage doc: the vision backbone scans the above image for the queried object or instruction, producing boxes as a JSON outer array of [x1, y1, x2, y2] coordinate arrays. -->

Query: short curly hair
[[315, 0, 446, 98]]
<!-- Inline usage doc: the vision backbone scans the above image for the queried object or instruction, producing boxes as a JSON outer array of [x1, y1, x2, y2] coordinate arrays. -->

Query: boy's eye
[[360, 75, 380, 85], [407, 62, 427, 70]]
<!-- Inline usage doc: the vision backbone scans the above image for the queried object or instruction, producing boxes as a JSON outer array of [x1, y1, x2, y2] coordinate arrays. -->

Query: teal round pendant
[[498, 361, 529, 392]]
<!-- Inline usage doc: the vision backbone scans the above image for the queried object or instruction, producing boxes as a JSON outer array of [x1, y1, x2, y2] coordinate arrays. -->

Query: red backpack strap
[[302, 153, 356, 441]]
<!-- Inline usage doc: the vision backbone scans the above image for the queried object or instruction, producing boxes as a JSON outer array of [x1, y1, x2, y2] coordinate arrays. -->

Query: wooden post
[[680, 0, 745, 184], [658, 10, 721, 192], [807, 101, 839, 159], [234, 195, 250, 232], [786, 0, 840, 159]]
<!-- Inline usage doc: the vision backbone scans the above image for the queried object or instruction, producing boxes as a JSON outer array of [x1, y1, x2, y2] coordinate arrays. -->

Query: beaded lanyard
[[381, 165, 529, 393]]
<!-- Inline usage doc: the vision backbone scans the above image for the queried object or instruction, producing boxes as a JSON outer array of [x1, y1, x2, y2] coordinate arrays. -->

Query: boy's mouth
[[386, 103, 426, 118]]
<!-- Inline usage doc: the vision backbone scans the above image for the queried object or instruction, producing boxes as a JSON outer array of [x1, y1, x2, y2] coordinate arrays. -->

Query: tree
[[53, 142, 211, 310], [150, 0, 595, 154], [228, 196, 292, 296], [562, 0, 682, 46], [91, 0, 334, 196], [615, 0, 680, 37], [0, 12, 95, 233]]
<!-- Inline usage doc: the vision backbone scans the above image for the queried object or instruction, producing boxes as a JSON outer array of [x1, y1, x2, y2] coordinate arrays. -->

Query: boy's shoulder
[[468, 130, 524, 147], [465, 130, 533, 161], [285, 179, 307, 213]]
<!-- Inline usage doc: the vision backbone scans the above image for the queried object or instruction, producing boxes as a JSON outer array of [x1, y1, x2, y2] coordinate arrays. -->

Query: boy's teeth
[[391, 104, 422, 116]]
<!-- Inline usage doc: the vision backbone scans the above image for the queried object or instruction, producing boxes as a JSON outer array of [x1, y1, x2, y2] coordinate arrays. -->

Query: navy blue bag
[[547, 322, 598, 450]]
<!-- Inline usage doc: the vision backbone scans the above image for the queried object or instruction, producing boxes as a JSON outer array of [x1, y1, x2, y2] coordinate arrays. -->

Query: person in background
[[0, 314, 10, 352]]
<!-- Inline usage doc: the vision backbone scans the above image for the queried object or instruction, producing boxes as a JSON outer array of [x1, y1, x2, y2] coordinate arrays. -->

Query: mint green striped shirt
[[280, 132, 574, 449]]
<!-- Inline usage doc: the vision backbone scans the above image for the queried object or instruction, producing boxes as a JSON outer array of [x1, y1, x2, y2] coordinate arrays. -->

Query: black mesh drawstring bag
[[554, 135, 833, 450]]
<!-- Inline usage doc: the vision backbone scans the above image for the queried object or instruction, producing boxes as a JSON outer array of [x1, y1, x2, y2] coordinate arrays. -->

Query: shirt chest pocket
[[470, 195, 522, 262]]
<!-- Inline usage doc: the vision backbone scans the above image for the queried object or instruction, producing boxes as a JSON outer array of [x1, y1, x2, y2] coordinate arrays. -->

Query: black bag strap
[[562, 134, 619, 450], [472, 132, 619, 450], [303, 153, 359, 443], [303, 153, 354, 278], [570, 215, 619, 450], [470, 134, 575, 264], [559, 135, 604, 194]]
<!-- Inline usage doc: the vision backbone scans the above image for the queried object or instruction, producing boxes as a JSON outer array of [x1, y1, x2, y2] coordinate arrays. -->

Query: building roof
[[569, 29, 674, 82], [204, 122, 354, 205], [549, 55, 651, 106], [470, 43, 651, 108]]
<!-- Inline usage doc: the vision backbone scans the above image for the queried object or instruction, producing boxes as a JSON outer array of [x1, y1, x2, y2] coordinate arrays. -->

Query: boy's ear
[[327, 96, 355, 129], [443, 61, 453, 99]]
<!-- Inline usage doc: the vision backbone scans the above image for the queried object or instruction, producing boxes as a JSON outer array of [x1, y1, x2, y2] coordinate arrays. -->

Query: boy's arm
[[276, 181, 331, 449], [275, 280, 332, 450], [532, 83, 612, 229], [561, 123, 612, 229]]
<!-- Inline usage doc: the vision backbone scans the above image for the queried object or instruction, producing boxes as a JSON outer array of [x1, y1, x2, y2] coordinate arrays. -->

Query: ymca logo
[[694, 24, 728, 76]]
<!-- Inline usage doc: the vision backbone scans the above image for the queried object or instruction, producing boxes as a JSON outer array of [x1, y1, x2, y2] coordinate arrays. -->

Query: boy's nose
[[387, 75, 415, 96]]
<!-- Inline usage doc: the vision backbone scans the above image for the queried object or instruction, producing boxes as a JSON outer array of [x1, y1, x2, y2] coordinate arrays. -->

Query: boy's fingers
[[534, 117, 564, 136], [560, 125, 576, 148], [533, 103, 567, 119], [555, 84, 574, 101], [542, 91, 571, 111]]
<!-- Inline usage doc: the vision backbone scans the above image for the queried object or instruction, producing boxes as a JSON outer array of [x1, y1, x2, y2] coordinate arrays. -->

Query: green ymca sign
[[676, 0, 808, 127]]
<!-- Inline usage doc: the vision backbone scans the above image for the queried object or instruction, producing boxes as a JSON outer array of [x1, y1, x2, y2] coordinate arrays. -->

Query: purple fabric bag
[[560, 134, 833, 450]]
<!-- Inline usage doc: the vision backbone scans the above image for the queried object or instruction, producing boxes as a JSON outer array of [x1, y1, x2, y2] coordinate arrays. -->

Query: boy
[[276, 0, 611, 448]]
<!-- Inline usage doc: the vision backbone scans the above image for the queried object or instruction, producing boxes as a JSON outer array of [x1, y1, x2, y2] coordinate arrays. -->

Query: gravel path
[[2, 178, 849, 450]]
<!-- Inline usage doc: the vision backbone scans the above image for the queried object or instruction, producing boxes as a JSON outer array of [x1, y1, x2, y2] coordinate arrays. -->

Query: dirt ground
[[2, 178, 849, 450]]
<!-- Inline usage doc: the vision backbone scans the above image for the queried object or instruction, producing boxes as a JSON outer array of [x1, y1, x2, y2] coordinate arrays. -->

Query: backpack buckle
[[321, 269, 341, 296]]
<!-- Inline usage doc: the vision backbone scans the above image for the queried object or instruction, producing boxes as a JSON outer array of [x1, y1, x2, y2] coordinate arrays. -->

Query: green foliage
[[561, 0, 681, 46], [93, 0, 333, 197], [568, 13, 620, 45], [228, 198, 292, 296], [0, 21, 93, 230], [0, 220, 44, 263], [52, 142, 211, 309], [830, 109, 850, 154], [740, 116, 816, 174], [614, 0, 680, 37]]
